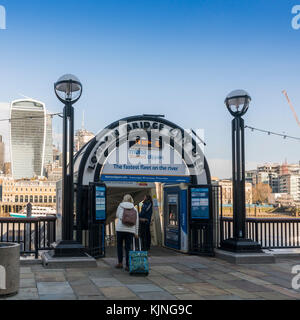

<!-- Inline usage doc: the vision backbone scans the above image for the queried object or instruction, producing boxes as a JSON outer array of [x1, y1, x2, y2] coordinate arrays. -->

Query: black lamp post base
[[221, 238, 262, 253], [51, 240, 87, 258]]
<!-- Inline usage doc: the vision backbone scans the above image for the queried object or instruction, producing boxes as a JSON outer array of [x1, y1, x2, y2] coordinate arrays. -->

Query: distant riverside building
[[0, 176, 56, 215], [268, 193, 295, 207], [0, 135, 4, 172], [3, 162, 11, 175], [212, 178, 253, 205], [75, 128, 95, 152], [47, 167, 63, 182], [45, 146, 63, 182], [245, 162, 300, 205], [279, 174, 300, 202], [10, 99, 53, 179]]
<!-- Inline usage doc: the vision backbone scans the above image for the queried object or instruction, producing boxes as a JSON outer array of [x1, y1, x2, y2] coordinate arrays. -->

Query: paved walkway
[[3, 247, 300, 300]]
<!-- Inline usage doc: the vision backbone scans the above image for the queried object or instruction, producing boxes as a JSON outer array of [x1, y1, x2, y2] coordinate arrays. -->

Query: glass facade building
[[10, 100, 53, 179]]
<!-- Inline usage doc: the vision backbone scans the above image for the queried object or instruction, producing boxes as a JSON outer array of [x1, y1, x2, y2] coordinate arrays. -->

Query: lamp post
[[53, 74, 85, 257], [221, 90, 262, 253]]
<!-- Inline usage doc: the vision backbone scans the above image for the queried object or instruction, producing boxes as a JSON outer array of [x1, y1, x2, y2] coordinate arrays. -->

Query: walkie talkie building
[[10, 99, 53, 179]]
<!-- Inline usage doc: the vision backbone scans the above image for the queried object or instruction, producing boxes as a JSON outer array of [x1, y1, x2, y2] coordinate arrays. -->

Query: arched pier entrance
[[58, 115, 217, 258]]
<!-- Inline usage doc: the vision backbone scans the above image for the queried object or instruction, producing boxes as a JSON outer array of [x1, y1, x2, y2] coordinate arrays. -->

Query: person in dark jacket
[[139, 195, 153, 251]]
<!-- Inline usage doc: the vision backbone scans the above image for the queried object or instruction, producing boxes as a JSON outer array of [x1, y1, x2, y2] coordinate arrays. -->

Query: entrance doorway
[[105, 183, 156, 248]]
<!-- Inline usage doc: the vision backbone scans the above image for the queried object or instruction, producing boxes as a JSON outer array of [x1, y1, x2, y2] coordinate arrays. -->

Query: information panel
[[95, 186, 106, 221], [190, 187, 210, 220]]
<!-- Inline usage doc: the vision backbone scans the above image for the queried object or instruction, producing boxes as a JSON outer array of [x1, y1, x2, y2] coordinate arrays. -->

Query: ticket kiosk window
[[167, 195, 178, 227], [164, 188, 181, 250]]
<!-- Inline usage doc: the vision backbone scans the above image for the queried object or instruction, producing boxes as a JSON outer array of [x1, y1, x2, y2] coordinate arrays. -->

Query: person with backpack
[[115, 194, 139, 272], [139, 195, 153, 252]]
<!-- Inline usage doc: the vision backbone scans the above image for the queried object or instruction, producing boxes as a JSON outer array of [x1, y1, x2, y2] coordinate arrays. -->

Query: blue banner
[[101, 174, 191, 184]]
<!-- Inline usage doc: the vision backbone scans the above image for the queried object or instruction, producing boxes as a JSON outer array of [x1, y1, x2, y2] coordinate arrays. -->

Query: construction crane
[[282, 90, 300, 127]]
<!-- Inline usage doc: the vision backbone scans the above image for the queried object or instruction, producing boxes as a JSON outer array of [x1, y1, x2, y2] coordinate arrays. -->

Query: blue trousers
[[117, 232, 133, 267]]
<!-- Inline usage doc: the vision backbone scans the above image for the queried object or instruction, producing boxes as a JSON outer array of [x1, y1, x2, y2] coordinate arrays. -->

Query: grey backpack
[[122, 208, 137, 227]]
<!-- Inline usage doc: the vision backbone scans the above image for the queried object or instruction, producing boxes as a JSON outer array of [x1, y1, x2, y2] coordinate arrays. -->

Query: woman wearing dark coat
[[139, 195, 153, 251]]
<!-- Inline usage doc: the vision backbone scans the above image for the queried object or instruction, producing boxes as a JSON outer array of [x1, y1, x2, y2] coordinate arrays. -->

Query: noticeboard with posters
[[90, 183, 107, 222], [189, 185, 212, 220]]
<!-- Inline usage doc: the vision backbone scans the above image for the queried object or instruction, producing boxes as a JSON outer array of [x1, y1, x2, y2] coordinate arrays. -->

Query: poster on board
[[95, 185, 106, 221], [190, 187, 210, 220]]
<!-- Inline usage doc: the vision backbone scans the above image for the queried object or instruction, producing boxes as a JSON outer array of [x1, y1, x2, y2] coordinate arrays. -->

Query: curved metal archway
[[74, 115, 211, 186]]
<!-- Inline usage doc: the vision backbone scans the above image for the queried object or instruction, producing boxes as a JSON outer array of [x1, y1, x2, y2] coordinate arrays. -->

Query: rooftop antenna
[[17, 93, 35, 101]]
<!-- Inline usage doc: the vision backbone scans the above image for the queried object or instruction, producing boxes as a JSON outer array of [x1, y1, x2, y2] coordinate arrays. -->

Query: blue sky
[[0, 0, 300, 178]]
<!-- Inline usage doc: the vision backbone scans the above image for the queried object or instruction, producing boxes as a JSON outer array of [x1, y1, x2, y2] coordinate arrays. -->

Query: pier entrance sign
[[74, 115, 210, 187]]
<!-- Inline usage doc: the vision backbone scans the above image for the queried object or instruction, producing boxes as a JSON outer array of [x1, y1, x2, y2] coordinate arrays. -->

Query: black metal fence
[[220, 217, 300, 249], [190, 222, 214, 256], [0, 216, 57, 259]]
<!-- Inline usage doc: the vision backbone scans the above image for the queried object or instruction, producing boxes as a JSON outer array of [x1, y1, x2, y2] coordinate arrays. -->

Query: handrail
[[0, 216, 57, 223], [221, 217, 300, 222]]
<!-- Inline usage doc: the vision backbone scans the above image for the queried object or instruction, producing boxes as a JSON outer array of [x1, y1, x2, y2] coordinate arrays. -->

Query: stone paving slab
[[224, 288, 260, 299], [78, 295, 107, 300], [185, 283, 231, 296], [20, 267, 33, 274], [226, 279, 272, 292], [180, 262, 208, 269], [175, 293, 205, 300], [39, 294, 77, 300], [127, 284, 164, 293], [71, 284, 101, 296], [5, 288, 39, 300], [147, 275, 177, 287], [68, 278, 94, 287], [37, 282, 74, 295], [203, 295, 243, 300], [100, 287, 138, 299], [136, 291, 177, 300], [91, 277, 125, 288], [163, 285, 192, 294], [151, 265, 183, 274], [113, 275, 152, 285], [20, 278, 36, 288], [166, 273, 199, 284], [35, 271, 66, 282], [262, 276, 293, 289], [186, 271, 213, 281], [206, 279, 238, 290], [20, 273, 35, 280]]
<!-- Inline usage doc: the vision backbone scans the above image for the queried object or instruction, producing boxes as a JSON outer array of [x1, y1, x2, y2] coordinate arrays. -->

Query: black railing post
[[47, 219, 51, 247], [35, 221, 39, 260], [255, 221, 259, 244]]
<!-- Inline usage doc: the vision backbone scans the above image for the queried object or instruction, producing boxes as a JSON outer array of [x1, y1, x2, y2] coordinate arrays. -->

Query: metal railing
[[0, 216, 57, 259], [220, 217, 300, 249]]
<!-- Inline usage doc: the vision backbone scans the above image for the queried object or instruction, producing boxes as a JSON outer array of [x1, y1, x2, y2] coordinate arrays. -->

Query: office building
[[10, 99, 53, 179], [279, 174, 300, 202]]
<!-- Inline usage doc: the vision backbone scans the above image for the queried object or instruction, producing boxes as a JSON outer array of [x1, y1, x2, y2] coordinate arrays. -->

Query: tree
[[252, 183, 272, 204]]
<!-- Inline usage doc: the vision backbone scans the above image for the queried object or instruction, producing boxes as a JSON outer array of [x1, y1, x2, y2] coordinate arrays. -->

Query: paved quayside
[[3, 247, 300, 300]]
